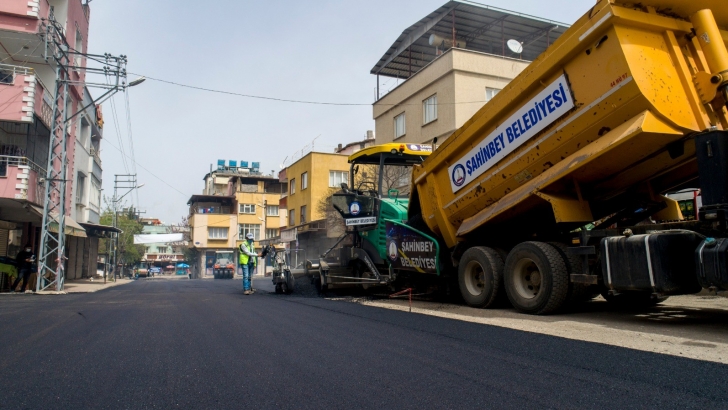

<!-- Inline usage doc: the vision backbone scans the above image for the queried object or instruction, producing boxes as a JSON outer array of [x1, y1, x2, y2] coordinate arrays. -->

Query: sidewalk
[[54, 278, 134, 294]]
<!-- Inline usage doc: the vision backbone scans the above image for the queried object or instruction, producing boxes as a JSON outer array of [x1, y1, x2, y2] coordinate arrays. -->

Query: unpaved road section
[[347, 295, 728, 364]]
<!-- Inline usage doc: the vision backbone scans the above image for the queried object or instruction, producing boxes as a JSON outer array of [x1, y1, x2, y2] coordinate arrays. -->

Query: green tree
[[99, 200, 145, 268]]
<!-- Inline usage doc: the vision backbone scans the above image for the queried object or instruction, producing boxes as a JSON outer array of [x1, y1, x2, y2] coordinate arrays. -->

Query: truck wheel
[[547, 242, 594, 305], [275, 284, 283, 294], [457, 246, 504, 308], [504, 242, 569, 315]]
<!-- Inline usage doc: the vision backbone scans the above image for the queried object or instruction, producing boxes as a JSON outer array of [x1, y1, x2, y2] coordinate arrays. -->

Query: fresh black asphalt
[[1, 278, 727, 409]]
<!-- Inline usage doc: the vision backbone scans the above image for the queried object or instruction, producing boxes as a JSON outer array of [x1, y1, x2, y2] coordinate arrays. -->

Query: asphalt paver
[[1, 278, 726, 409]]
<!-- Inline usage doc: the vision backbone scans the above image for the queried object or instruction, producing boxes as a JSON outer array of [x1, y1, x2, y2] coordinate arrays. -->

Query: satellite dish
[[507, 39, 523, 54]]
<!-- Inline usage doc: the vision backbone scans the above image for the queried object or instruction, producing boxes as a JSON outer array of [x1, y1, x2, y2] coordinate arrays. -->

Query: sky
[[87, 0, 596, 224]]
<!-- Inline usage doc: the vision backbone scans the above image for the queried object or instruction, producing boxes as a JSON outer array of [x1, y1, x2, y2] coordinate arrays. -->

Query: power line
[[123, 87, 140, 209], [127, 72, 494, 107], [103, 138, 189, 198]]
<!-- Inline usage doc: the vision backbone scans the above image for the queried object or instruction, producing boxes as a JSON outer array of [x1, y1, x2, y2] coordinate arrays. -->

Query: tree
[[354, 164, 412, 196], [99, 198, 145, 268], [316, 187, 345, 237]]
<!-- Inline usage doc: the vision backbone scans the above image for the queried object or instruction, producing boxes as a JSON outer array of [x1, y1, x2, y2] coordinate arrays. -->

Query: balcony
[[0, 65, 39, 124], [0, 155, 46, 204], [0, 0, 49, 34]]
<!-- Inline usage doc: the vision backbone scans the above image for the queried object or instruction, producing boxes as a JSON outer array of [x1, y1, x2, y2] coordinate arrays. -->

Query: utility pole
[[36, 13, 134, 292], [111, 174, 143, 279]]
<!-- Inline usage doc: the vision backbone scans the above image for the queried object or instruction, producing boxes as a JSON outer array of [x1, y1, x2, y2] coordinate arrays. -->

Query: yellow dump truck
[[327, 0, 728, 314], [400, 0, 728, 314]]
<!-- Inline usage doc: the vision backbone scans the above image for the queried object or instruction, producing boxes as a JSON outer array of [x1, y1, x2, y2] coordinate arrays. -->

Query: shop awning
[[30, 206, 87, 238], [79, 222, 122, 238]]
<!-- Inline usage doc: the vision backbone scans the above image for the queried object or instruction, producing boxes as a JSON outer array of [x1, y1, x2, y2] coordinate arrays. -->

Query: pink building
[[0, 0, 104, 281]]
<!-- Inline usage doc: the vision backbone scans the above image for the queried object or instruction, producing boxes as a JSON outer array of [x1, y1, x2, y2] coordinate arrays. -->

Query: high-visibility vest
[[239, 242, 257, 266]]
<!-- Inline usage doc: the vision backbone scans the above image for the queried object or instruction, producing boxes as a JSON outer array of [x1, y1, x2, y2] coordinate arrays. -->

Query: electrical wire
[[126, 72, 493, 107], [123, 87, 139, 210], [102, 138, 188, 198], [105, 74, 130, 174]]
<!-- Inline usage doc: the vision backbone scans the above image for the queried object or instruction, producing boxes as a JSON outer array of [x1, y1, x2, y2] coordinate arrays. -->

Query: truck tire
[[547, 242, 594, 305], [504, 241, 569, 315], [457, 246, 504, 308]]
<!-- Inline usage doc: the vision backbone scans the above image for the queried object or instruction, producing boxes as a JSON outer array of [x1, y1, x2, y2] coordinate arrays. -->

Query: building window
[[208, 227, 228, 240], [329, 171, 348, 188], [266, 205, 279, 216], [394, 112, 406, 139], [485, 87, 501, 102], [300, 205, 307, 224], [290, 178, 296, 195], [423, 94, 437, 124], [301, 172, 308, 190], [158, 246, 168, 254], [239, 203, 256, 214], [239, 224, 261, 241], [266, 228, 279, 239], [289, 209, 295, 226], [76, 173, 86, 204]]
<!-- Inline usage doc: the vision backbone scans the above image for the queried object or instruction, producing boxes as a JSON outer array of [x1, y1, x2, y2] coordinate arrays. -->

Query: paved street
[[1, 278, 727, 409]]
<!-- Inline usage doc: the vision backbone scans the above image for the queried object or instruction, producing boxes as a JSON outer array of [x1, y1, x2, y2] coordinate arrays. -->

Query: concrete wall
[[374, 49, 530, 145], [0, 0, 48, 32]]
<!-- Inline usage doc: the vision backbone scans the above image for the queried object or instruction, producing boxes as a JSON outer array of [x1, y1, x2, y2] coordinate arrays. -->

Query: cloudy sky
[[87, 0, 596, 223]]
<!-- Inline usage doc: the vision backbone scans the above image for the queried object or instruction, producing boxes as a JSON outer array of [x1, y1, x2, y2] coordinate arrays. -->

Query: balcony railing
[[0, 64, 33, 84], [90, 147, 102, 166], [0, 155, 46, 178]]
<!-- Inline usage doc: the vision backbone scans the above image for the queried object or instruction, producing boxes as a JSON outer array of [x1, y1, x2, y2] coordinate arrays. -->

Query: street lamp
[[128, 77, 146, 87]]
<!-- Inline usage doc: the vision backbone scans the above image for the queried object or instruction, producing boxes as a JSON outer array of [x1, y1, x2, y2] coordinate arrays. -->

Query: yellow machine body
[[411, 0, 728, 248]]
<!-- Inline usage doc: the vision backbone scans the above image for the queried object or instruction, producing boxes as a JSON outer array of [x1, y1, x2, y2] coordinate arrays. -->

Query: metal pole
[[56, 61, 70, 292], [452, 10, 456, 47], [376, 74, 379, 101]]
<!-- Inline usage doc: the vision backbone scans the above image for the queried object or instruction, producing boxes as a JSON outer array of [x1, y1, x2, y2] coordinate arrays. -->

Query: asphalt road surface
[[1, 278, 727, 409]]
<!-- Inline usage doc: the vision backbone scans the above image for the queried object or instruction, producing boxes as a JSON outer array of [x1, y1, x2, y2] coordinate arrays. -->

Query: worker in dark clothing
[[11, 244, 35, 293]]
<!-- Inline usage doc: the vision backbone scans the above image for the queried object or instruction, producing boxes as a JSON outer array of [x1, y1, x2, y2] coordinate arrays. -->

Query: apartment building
[[278, 152, 349, 257], [138, 219, 187, 268], [187, 194, 237, 278], [0, 0, 110, 284], [371, 1, 568, 145], [187, 161, 285, 277]]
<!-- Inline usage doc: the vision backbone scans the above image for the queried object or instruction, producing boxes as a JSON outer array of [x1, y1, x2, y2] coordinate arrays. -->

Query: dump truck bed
[[412, 0, 728, 248]]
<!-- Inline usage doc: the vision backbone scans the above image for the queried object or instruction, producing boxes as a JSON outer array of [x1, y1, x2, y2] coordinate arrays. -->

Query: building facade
[[187, 195, 238, 278], [139, 219, 187, 268], [187, 161, 286, 277], [278, 151, 350, 259], [370, 1, 568, 145], [0, 0, 109, 286], [374, 49, 530, 145]]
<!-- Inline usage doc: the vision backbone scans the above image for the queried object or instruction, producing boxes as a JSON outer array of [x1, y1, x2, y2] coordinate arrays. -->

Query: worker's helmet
[[245, 232, 254, 240]]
